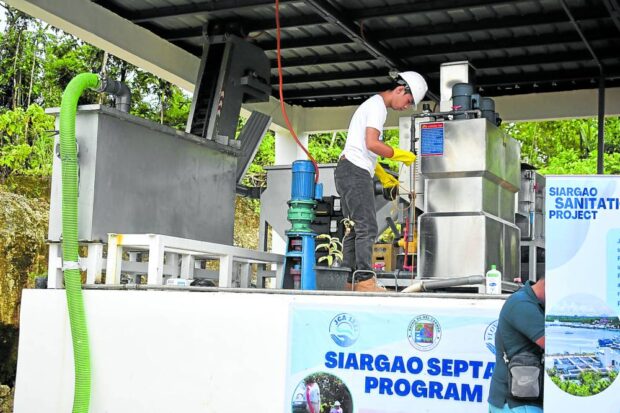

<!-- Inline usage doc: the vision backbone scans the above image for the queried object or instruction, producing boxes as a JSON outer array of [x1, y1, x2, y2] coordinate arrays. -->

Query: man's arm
[[365, 127, 394, 158], [535, 336, 545, 349]]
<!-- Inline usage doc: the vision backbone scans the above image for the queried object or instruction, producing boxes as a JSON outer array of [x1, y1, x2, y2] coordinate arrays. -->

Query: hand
[[374, 164, 399, 188], [391, 148, 416, 166]]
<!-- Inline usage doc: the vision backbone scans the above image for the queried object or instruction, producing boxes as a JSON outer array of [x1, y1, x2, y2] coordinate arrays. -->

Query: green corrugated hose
[[60, 73, 100, 413]]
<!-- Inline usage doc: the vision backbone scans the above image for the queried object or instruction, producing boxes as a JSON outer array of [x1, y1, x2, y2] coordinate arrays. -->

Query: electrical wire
[[275, 0, 320, 182]]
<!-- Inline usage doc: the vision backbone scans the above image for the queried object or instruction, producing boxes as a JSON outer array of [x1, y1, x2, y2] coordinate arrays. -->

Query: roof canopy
[[5, 0, 620, 131]]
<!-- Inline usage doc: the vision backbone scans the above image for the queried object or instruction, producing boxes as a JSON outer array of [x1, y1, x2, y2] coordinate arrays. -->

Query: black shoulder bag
[[498, 328, 544, 401]]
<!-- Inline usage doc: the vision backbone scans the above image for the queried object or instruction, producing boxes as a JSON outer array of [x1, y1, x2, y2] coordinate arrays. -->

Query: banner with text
[[545, 176, 620, 413], [286, 301, 501, 413]]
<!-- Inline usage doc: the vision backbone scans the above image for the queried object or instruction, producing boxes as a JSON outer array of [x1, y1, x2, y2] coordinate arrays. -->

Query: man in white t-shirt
[[334, 71, 428, 292]]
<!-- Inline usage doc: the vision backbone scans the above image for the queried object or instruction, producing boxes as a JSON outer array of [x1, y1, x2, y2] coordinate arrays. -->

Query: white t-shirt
[[341, 94, 387, 175]]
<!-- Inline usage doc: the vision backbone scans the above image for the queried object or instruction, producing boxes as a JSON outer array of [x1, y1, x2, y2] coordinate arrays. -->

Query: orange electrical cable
[[275, 0, 320, 183]]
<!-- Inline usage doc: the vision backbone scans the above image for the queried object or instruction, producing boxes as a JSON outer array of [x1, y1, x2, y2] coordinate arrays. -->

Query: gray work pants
[[334, 158, 377, 279]]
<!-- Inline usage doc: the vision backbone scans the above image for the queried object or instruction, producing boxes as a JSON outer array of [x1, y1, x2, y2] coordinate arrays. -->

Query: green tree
[[502, 117, 620, 174], [0, 104, 55, 182]]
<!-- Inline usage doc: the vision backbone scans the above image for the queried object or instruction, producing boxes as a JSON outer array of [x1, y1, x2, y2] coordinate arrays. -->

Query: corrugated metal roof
[[93, 0, 620, 107]]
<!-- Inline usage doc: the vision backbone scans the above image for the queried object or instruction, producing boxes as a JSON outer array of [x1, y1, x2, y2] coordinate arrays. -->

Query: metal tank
[[48, 104, 238, 244], [418, 118, 521, 280], [516, 167, 546, 281]]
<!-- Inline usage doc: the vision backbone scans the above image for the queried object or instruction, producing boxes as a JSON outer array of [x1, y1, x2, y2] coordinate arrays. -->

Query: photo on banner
[[545, 176, 620, 411]]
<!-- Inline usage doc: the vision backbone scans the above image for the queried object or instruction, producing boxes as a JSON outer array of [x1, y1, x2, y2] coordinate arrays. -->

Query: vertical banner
[[545, 176, 620, 412], [286, 301, 501, 413]]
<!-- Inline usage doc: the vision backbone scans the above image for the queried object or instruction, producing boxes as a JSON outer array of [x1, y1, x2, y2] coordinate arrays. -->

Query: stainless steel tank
[[418, 118, 521, 280], [48, 104, 238, 244]]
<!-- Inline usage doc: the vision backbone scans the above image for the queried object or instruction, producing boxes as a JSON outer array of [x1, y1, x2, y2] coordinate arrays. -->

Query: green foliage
[[502, 117, 620, 174], [0, 4, 192, 129], [547, 367, 616, 397], [307, 131, 346, 163], [241, 131, 275, 189], [0, 104, 55, 180], [315, 234, 343, 267], [538, 150, 620, 175]]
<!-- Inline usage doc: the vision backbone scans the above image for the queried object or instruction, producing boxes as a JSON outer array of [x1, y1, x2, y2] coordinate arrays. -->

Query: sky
[[548, 293, 618, 317]]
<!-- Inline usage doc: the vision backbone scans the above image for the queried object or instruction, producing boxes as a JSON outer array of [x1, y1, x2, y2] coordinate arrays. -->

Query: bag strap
[[497, 324, 510, 365], [498, 323, 544, 365]]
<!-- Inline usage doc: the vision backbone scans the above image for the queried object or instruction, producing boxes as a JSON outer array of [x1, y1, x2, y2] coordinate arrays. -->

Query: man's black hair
[[390, 73, 412, 94]]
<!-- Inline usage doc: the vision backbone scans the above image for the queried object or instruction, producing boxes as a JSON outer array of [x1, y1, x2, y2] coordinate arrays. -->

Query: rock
[[0, 384, 14, 413], [0, 185, 49, 390], [0, 186, 49, 326]]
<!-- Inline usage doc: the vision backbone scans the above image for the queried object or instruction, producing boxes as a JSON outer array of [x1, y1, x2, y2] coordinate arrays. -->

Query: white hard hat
[[334, 401, 341, 406], [397, 71, 428, 105]]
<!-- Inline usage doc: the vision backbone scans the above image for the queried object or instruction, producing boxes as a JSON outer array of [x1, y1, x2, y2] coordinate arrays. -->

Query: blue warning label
[[421, 122, 444, 156]]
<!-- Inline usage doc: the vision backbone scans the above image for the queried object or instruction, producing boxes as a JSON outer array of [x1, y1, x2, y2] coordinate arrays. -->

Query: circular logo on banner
[[408, 314, 442, 351], [484, 320, 498, 355], [329, 313, 360, 347]]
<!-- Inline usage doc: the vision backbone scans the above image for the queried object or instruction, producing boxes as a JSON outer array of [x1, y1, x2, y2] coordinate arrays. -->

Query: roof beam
[[347, 0, 520, 20], [289, 84, 620, 108], [371, 9, 606, 42], [302, 0, 400, 70], [272, 68, 390, 85], [478, 67, 620, 88], [254, 9, 606, 52], [603, 0, 620, 33], [280, 66, 620, 101], [266, 31, 617, 72], [561, 0, 603, 74], [159, 14, 327, 41], [398, 29, 616, 59], [256, 33, 353, 51], [283, 84, 393, 100], [273, 47, 620, 87], [484, 79, 618, 96], [125, 0, 301, 24], [303, 0, 440, 101], [471, 49, 619, 71], [270, 51, 375, 69]]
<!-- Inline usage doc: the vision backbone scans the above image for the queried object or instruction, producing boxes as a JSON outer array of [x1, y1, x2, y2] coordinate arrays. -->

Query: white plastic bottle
[[485, 265, 502, 294]]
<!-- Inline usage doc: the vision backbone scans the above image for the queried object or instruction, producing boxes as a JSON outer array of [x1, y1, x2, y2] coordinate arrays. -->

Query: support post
[[47, 243, 63, 288], [165, 252, 180, 278], [105, 234, 123, 285], [180, 254, 195, 279], [219, 255, 234, 287], [86, 243, 104, 284], [597, 75, 605, 174], [239, 263, 251, 288], [147, 234, 165, 285], [128, 251, 141, 284]]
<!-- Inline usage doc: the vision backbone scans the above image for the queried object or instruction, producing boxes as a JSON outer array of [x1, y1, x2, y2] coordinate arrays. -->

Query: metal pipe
[[598, 75, 605, 174], [401, 275, 485, 293], [96, 77, 132, 112], [83, 283, 507, 299], [411, 109, 482, 122]]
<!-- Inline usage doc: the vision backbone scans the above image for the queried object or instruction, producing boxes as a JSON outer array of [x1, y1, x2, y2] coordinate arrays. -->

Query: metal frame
[[105, 233, 284, 288], [47, 234, 284, 289]]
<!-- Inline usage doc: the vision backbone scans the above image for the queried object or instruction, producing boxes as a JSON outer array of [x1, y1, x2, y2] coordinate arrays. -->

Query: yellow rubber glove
[[390, 148, 416, 166], [374, 164, 399, 188]]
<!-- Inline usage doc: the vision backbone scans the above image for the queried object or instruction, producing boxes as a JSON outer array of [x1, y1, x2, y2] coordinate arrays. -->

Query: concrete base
[[14, 288, 505, 412]]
